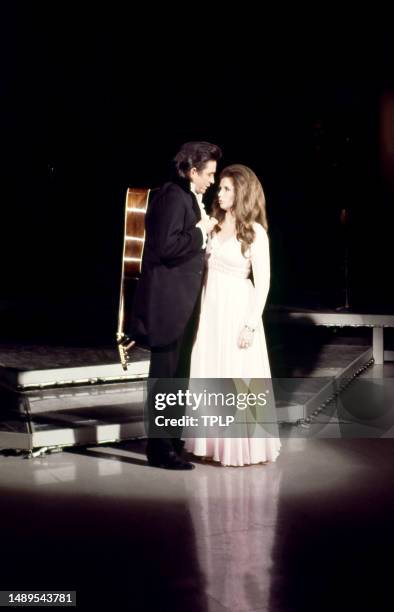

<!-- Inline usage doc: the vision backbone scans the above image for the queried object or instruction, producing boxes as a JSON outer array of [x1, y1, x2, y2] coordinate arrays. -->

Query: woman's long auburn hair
[[212, 164, 268, 256]]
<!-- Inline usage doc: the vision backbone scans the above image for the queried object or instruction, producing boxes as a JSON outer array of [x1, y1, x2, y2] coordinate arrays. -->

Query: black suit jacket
[[129, 178, 205, 347]]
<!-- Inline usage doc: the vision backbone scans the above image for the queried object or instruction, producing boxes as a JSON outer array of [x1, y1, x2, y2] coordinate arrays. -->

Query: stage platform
[[0, 381, 147, 456], [0, 343, 150, 391], [266, 306, 394, 364], [0, 331, 375, 456]]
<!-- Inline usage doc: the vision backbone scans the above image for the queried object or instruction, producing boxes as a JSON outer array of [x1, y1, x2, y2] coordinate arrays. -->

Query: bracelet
[[244, 325, 255, 333]]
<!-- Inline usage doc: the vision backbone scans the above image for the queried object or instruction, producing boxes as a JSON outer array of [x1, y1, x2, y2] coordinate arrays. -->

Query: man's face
[[190, 160, 217, 195]]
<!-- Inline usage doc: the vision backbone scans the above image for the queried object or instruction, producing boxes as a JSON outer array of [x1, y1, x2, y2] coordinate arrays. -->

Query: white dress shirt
[[190, 182, 208, 249]]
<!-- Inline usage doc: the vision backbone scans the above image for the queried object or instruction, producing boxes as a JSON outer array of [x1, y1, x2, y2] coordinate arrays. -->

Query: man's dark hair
[[174, 141, 222, 178]]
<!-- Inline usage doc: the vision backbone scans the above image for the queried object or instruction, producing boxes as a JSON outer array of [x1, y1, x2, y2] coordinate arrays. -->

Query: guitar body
[[117, 187, 156, 369]]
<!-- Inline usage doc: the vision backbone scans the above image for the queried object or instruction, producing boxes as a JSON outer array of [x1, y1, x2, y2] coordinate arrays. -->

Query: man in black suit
[[129, 141, 222, 469]]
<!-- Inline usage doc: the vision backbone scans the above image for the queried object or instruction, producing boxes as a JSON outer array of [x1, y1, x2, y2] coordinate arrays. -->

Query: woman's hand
[[237, 326, 254, 349]]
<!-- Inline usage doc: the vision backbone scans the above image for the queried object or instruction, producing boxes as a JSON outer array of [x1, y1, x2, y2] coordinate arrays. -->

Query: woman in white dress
[[185, 164, 281, 466]]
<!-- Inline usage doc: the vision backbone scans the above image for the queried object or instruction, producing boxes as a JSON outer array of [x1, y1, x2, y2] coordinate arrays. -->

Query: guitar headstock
[[117, 334, 136, 371]]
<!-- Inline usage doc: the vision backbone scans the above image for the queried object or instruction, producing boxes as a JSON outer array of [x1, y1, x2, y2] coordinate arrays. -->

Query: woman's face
[[218, 177, 235, 211]]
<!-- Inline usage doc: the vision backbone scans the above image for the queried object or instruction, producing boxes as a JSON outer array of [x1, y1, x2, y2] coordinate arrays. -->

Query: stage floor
[[0, 409, 393, 611]]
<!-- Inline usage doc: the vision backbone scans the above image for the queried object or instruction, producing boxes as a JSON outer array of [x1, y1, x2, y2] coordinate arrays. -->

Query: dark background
[[1, 6, 394, 343]]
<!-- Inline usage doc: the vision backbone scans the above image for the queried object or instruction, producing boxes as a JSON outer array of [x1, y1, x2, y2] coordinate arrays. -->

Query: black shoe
[[147, 451, 195, 470]]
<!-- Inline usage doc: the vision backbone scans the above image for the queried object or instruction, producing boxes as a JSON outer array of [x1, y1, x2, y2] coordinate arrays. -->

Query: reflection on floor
[[0, 436, 393, 611], [0, 328, 393, 610], [0, 361, 393, 611]]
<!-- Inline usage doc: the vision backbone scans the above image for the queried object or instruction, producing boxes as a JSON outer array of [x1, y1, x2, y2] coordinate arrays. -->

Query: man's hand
[[200, 216, 218, 234]]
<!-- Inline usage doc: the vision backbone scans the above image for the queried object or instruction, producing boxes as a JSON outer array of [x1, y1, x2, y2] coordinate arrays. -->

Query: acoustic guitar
[[117, 187, 156, 370]]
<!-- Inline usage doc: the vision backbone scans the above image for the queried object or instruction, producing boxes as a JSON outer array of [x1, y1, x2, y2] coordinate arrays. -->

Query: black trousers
[[146, 316, 195, 458]]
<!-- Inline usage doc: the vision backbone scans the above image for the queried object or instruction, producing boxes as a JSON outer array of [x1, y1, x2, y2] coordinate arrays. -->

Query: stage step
[[0, 342, 374, 455]]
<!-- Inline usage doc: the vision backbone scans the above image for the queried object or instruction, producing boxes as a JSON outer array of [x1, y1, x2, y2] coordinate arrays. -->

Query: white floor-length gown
[[185, 222, 281, 466]]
